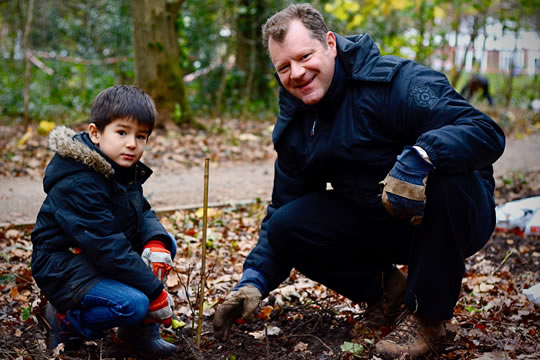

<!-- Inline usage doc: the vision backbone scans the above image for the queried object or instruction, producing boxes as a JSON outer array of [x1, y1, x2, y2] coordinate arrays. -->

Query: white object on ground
[[523, 283, 540, 306], [495, 196, 540, 236]]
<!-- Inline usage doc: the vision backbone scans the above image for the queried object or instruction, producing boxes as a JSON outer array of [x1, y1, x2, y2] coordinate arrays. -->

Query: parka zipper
[[311, 113, 318, 136]]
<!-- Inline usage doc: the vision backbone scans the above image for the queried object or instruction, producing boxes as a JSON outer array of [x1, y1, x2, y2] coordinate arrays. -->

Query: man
[[213, 4, 505, 358], [461, 74, 494, 106]]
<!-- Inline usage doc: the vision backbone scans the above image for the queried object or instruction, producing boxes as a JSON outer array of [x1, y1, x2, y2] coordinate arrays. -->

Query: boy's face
[[88, 117, 149, 168]]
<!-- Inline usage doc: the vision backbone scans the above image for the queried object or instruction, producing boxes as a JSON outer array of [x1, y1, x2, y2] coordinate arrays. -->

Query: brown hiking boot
[[364, 266, 407, 327], [375, 311, 446, 359]]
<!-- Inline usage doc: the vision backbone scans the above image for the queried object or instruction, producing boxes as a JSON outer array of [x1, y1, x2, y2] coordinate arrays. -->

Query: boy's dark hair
[[90, 85, 157, 135], [261, 3, 328, 50]]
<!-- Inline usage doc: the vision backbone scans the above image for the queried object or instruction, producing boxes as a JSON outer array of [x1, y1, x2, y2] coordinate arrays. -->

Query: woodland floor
[[0, 116, 539, 359]]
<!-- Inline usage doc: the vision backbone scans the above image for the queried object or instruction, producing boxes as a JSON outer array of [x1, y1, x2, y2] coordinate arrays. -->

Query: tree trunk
[[505, 24, 521, 107], [22, 0, 34, 127], [235, 0, 270, 112], [131, 0, 192, 128], [416, 0, 427, 64], [449, 0, 463, 86], [451, 15, 481, 85]]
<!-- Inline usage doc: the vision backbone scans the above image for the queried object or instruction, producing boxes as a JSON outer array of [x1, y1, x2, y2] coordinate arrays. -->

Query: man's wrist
[[235, 268, 267, 295]]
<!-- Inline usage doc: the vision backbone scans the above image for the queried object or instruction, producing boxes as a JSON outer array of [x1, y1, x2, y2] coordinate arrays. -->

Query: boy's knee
[[121, 291, 150, 325]]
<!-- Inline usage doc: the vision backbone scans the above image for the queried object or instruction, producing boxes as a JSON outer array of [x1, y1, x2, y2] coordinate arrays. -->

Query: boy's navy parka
[[31, 126, 172, 312], [242, 33, 506, 295]]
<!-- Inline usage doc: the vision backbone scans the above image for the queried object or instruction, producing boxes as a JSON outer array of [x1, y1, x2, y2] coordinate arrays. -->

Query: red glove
[[146, 290, 173, 326], [142, 240, 173, 283]]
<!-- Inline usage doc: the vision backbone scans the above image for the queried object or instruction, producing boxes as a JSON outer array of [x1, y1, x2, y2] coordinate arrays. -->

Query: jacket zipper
[[311, 113, 318, 136]]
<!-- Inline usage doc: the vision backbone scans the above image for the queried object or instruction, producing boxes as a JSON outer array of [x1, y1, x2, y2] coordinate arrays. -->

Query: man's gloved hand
[[213, 285, 262, 341], [142, 240, 173, 283], [380, 146, 434, 225], [146, 290, 174, 326]]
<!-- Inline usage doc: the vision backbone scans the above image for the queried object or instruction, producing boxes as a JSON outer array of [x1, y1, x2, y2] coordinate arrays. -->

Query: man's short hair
[[261, 3, 328, 50], [90, 85, 157, 135]]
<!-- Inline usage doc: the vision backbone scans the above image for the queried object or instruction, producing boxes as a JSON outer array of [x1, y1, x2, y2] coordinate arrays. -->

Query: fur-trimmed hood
[[48, 126, 114, 177], [43, 126, 152, 193]]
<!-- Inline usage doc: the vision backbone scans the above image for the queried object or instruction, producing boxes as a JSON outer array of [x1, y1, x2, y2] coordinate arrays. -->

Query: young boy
[[31, 85, 177, 356]]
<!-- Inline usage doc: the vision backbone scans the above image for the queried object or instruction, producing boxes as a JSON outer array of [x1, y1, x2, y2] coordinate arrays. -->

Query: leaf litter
[[1, 171, 538, 359], [0, 121, 539, 359]]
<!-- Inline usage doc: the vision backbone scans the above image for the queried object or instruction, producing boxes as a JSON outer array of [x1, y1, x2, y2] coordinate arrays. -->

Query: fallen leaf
[[479, 283, 495, 292], [256, 305, 273, 320], [10, 287, 20, 298], [248, 326, 281, 339]]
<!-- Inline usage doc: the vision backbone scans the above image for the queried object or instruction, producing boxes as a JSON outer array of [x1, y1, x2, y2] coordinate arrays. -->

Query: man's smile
[[294, 75, 315, 90]]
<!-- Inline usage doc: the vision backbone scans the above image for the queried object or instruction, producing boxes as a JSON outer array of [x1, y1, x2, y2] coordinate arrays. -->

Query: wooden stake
[[196, 158, 210, 348]]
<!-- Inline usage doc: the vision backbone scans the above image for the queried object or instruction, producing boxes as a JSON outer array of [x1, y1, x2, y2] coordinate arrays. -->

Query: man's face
[[268, 20, 337, 105], [89, 117, 149, 168]]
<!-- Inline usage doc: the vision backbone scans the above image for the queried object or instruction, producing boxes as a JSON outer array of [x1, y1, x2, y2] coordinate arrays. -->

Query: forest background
[[1, 1, 540, 359], [0, 0, 539, 131]]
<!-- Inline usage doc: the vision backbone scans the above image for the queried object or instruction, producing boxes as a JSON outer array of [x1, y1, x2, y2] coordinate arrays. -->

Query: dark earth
[[0, 169, 538, 360], [0, 116, 539, 359]]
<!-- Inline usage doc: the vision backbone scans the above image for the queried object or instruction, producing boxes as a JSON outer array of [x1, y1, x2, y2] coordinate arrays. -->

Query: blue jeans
[[66, 279, 149, 339], [67, 235, 178, 339]]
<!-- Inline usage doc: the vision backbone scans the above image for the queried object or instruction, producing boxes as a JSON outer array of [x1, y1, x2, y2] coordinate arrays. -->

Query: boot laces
[[385, 311, 424, 345]]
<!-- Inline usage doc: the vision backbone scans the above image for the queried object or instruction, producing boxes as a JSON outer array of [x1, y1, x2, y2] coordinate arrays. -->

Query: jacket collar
[[272, 33, 404, 145], [335, 33, 403, 82]]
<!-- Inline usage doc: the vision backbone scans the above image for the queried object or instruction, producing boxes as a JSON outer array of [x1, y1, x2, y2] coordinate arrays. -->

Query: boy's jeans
[[67, 236, 177, 339], [66, 278, 149, 339]]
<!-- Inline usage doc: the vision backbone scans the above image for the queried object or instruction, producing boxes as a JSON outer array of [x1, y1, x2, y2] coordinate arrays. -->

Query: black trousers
[[266, 172, 495, 320]]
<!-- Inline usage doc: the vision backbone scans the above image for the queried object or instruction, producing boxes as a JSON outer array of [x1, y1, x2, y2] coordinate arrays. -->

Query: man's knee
[[266, 206, 298, 254], [426, 172, 489, 207], [425, 172, 495, 248]]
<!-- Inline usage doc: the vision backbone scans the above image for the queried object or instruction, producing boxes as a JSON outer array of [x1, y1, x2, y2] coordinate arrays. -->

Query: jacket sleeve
[[243, 156, 324, 296], [54, 174, 163, 301], [390, 63, 505, 173], [139, 196, 174, 251]]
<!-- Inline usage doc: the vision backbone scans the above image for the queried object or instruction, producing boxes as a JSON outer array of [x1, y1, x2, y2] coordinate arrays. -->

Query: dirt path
[[1, 133, 538, 226]]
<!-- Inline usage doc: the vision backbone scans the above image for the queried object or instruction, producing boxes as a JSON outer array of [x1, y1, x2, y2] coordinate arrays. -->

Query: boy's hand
[[142, 240, 173, 283], [147, 290, 174, 326]]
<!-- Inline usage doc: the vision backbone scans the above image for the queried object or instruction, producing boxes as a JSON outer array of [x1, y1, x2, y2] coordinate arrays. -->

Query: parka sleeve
[[139, 196, 174, 251], [390, 63, 505, 173], [54, 174, 163, 300], [243, 156, 324, 295]]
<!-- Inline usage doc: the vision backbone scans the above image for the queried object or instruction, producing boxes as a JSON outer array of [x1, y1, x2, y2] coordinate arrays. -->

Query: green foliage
[[1, 0, 538, 126], [341, 341, 364, 356], [20, 304, 32, 321], [324, 0, 444, 60], [0, 0, 133, 125], [179, 0, 292, 119], [0, 58, 125, 124], [502, 170, 527, 187], [0, 273, 16, 285]]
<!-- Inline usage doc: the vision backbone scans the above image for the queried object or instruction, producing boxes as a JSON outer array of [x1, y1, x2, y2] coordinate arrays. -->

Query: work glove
[[213, 284, 262, 341], [146, 290, 174, 326], [380, 146, 434, 226], [142, 240, 173, 283]]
